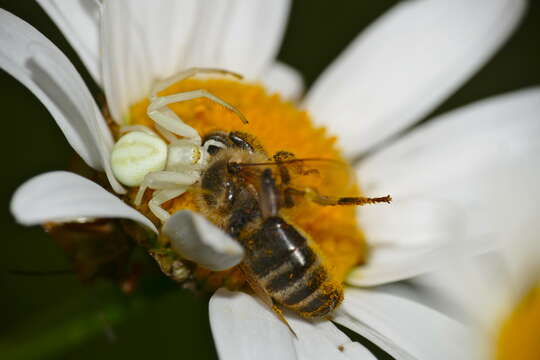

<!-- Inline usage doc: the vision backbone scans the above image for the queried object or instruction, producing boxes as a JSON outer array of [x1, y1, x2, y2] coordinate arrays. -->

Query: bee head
[[203, 131, 265, 156]]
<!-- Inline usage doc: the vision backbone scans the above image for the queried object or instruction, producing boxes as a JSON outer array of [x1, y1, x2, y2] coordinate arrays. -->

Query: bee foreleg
[[282, 187, 296, 208], [272, 151, 295, 185]]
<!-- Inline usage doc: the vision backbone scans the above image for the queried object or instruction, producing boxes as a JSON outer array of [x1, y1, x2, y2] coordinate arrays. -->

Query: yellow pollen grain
[[496, 280, 540, 360], [128, 78, 366, 285]]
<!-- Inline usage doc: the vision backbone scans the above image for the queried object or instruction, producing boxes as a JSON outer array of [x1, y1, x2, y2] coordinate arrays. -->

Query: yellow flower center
[[127, 78, 366, 288], [496, 280, 540, 360]]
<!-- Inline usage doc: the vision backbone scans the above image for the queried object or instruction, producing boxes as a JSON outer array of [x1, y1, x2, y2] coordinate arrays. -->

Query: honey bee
[[193, 131, 391, 323]]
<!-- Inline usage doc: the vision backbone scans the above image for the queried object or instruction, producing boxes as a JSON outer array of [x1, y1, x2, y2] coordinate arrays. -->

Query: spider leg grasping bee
[[111, 68, 248, 222], [109, 68, 391, 323]]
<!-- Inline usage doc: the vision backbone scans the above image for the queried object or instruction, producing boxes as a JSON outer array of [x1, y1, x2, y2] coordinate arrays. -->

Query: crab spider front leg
[[150, 90, 248, 126], [147, 67, 247, 144], [147, 67, 246, 143], [111, 67, 249, 222], [147, 89, 248, 145], [147, 104, 201, 144], [150, 67, 243, 100]]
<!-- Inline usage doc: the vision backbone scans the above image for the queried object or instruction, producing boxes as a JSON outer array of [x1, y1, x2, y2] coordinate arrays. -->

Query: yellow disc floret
[[128, 78, 366, 285], [496, 280, 540, 360]]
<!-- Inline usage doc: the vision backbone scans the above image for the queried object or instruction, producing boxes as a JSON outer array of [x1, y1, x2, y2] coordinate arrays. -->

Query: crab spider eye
[[111, 131, 168, 186]]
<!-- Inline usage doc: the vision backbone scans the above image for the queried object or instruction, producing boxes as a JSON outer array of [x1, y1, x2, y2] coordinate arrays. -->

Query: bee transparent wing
[[232, 158, 354, 194], [278, 158, 355, 197], [231, 157, 390, 207]]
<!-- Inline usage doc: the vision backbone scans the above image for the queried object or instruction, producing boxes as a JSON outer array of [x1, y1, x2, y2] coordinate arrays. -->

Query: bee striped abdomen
[[242, 216, 343, 318]]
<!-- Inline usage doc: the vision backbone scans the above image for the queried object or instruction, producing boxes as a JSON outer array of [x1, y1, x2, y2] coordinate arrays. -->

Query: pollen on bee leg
[[300, 187, 392, 206]]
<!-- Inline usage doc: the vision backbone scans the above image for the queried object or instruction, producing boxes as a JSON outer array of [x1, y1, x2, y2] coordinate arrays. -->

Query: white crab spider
[[111, 68, 248, 223]]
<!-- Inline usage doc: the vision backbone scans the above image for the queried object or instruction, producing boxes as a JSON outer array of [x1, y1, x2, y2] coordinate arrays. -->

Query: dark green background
[[0, 1, 539, 359]]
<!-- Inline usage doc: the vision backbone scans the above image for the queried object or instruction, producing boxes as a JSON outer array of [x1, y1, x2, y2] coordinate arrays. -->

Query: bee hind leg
[[240, 265, 297, 337], [289, 187, 392, 206]]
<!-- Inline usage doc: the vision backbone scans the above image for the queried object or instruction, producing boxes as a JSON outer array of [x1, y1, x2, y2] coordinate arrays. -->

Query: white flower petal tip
[[334, 289, 474, 360], [305, 0, 527, 156], [0, 9, 102, 169], [211, 290, 377, 359], [36, 0, 102, 85], [261, 62, 304, 101], [0, 10, 125, 194], [347, 236, 497, 287], [163, 210, 244, 271], [10, 171, 156, 233], [209, 289, 296, 360], [101, 0, 290, 123]]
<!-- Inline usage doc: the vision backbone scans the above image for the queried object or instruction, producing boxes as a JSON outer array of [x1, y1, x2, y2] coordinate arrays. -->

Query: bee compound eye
[[111, 131, 167, 186], [228, 131, 255, 152]]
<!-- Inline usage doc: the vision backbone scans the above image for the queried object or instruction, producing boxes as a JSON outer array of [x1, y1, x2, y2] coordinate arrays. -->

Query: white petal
[[414, 253, 515, 331], [334, 288, 474, 360], [185, 0, 290, 77], [0, 9, 104, 169], [358, 87, 540, 279], [288, 317, 376, 360], [338, 342, 377, 360], [10, 171, 156, 232], [162, 210, 244, 271], [209, 289, 296, 360], [347, 235, 495, 287], [304, 0, 526, 156], [36, 0, 102, 85], [101, 0, 290, 123], [260, 62, 304, 101], [358, 198, 464, 247], [0, 10, 125, 194]]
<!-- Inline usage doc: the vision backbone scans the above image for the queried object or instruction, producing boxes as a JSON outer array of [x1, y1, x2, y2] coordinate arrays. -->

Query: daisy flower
[[413, 219, 540, 360], [1, 0, 537, 359]]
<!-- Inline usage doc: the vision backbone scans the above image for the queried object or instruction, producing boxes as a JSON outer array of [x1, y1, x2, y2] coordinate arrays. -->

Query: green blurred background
[[0, 1, 539, 359]]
